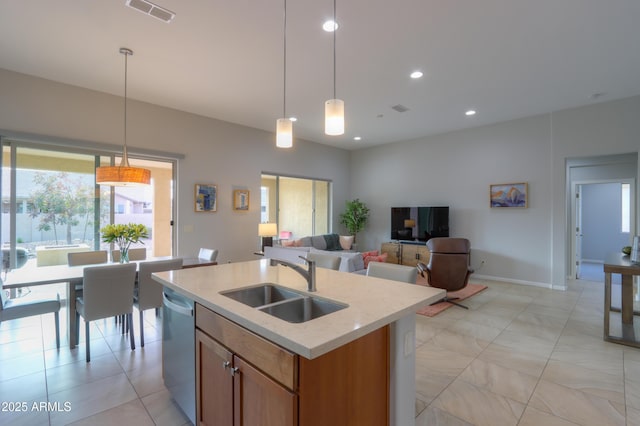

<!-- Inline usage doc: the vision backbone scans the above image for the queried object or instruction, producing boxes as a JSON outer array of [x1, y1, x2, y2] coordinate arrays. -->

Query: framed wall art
[[490, 182, 528, 208], [233, 189, 250, 211], [195, 184, 217, 212]]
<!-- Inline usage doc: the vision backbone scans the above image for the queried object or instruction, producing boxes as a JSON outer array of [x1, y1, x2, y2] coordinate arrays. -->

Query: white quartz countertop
[[153, 259, 444, 359]]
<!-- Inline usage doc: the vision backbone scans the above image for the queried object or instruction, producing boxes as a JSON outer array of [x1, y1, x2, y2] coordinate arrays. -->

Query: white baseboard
[[472, 273, 553, 289]]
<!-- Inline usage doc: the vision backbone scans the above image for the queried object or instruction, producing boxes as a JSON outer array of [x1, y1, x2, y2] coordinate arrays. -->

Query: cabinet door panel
[[401, 244, 419, 266], [233, 356, 297, 426], [380, 243, 400, 264], [196, 329, 233, 426]]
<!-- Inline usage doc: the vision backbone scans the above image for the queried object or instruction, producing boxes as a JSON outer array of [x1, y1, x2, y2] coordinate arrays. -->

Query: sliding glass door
[[261, 174, 330, 239], [1, 141, 175, 273]]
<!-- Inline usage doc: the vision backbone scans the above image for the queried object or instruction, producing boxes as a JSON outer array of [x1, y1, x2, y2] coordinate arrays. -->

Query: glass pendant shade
[[276, 118, 293, 148], [325, 98, 345, 135]]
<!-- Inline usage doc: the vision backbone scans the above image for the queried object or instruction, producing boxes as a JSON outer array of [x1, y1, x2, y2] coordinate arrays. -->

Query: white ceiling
[[1, 0, 639, 150]]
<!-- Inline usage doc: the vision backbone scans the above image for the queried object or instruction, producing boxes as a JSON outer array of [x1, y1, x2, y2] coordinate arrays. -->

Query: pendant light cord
[[121, 48, 131, 167], [283, 0, 287, 118], [333, 0, 337, 100]]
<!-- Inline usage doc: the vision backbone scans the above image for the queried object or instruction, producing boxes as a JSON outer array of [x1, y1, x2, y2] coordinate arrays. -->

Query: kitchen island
[[153, 259, 444, 426]]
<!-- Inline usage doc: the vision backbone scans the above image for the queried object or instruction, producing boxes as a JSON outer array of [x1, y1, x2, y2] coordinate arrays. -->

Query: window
[[622, 183, 630, 233], [261, 174, 331, 239]]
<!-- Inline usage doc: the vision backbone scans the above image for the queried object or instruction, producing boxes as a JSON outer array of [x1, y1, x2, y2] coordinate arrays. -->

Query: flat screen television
[[391, 206, 449, 241]]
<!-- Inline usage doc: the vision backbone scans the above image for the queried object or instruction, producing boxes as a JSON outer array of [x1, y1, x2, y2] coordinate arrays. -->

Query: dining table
[[2, 256, 217, 348], [603, 252, 640, 348]]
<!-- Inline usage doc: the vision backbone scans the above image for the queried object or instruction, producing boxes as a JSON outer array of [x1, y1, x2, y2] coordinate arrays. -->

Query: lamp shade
[[324, 98, 344, 135], [96, 165, 151, 186], [276, 118, 293, 148], [258, 223, 278, 237], [404, 219, 416, 228]]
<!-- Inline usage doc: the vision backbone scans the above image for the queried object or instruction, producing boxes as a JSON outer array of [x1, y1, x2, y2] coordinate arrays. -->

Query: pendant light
[[96, 47, 151, 186], [276, 0, 293, 148], [324, 0, 344, 136]]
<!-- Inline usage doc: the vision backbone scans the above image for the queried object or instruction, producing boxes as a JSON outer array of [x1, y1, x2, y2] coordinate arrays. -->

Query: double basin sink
[[220, 284, 347, 323]]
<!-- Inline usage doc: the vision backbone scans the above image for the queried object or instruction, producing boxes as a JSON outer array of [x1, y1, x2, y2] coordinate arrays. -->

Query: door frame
[[570, 178, 636, 279]]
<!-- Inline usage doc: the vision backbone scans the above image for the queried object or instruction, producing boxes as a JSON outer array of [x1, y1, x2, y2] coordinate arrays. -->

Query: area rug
[[415, 276, 487, 317]]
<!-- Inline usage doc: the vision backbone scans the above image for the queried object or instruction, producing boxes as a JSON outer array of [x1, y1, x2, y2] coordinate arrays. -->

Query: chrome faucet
[[269, 256, 317, 292]]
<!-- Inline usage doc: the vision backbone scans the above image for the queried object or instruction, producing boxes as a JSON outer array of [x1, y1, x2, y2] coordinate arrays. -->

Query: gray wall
[[581, 183, 630, 261], [2, 67, 639, 288], [0, 68, 351, 263], [350, 96, 640, 289]]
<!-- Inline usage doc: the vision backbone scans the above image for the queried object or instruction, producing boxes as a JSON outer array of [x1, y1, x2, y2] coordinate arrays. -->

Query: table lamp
[[258, 223, 278, 252]]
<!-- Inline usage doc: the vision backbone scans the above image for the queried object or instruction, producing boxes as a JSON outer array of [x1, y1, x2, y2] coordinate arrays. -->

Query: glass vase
[[119, 246, 129, 263]]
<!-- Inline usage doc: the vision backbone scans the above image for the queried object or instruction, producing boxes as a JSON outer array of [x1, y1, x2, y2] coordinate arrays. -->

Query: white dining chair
[[306, 252, 341, 270], [67, 250, 108, 266], [111, 247, 147, 263], [75, 263, 137, 362], [366, 261, 417, 284], [134, 257, 183, 346], [198, 248, 218, 262], [1, 283, 61, 348]]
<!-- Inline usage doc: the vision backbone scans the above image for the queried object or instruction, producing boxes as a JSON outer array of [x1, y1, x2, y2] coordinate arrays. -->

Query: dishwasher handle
[[163, 291, 194, 317]]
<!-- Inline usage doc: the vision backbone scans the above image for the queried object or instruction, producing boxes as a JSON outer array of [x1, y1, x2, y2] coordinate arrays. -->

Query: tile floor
[[1, 268, 639, 425]]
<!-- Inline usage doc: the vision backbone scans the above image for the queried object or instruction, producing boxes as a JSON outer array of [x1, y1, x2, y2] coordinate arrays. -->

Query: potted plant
[[339, 199, 370, 245], [100, 223, 149, 263]]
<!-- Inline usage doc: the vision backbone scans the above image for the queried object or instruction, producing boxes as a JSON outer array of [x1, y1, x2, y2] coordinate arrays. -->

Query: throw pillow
[[323, 233, 342, 251], [310, 235, 327, 250], [363, 252, 388, 269], [339, 235, 354, 250], [361, 250, 379, 259], [298, 237, 312, 247]]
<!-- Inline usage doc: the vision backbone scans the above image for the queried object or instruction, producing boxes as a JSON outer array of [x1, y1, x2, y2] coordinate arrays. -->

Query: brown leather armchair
[[418, 237, 474, 309]]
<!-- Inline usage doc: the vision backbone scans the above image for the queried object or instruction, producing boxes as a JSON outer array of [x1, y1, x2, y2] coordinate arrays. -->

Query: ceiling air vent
[[391, 104, 409, 113], [126, 0, 175, 23]]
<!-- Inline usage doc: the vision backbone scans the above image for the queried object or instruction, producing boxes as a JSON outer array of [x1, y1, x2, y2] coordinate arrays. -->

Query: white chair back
[[112, 247, 147, 262], [68, 250, 108, 266], [306, 252, 341, 270], [198, 248, 218, 261], [81, 263, 137, 321], [366, 262, 417, 284], [137, 258, 184, 311]]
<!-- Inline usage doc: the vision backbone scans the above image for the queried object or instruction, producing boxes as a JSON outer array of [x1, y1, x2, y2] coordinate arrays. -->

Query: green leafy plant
[[339, 199, 370, 243], [100, 223, 149, 262]]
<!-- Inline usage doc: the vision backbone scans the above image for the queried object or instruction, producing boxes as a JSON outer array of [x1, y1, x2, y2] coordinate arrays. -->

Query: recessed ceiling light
[[289, 117, 297, 122], [354, 136, 362, 141], [465, 110, 477, 116], [410, 71, 423, 79], [323, 20, 338, 32]]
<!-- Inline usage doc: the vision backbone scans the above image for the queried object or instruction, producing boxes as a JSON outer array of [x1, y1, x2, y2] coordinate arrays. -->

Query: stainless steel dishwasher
[[162, 287, 195, 424]]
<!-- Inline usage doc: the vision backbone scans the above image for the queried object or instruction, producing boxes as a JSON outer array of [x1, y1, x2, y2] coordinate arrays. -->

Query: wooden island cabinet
[[195, 303, 389, 426]]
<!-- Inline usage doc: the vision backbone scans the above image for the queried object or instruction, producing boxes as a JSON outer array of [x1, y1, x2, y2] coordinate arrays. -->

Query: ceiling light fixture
[[465, 110, 477, 116], [96, 48, 151, 186], [289, 116, 297, 122], [410, 71, 423, 79], [276, 0, 293, 148], [324, 0, 344, 136], [354, 136, 362, 141]]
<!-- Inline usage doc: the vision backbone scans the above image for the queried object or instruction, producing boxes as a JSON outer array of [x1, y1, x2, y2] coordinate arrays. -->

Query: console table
[[380, 241, 430, 267], [603, 252, 640, 348]]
